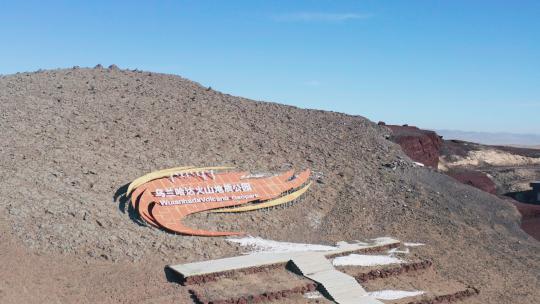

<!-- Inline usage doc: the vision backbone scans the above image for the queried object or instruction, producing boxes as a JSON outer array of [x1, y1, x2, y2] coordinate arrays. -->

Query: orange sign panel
[[127, 167, 311, 236]]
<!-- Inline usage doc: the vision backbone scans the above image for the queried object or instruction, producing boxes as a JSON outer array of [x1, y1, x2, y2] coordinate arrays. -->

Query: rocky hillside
[[384, 124, 540, 243], [0, 67, 538, 303]]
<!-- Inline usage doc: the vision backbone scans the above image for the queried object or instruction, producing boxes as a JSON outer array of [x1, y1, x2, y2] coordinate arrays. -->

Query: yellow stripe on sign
[[126, 166, 234, 195], [211, 182, 312, 213], [126, 166, 194, 196]]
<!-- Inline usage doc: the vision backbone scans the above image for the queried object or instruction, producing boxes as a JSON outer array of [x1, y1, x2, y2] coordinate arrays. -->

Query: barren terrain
[[0, 67, 538, 303]]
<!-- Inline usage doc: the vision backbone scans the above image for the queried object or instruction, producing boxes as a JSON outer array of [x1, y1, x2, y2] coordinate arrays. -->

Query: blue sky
[[1, 1, 539, 134]]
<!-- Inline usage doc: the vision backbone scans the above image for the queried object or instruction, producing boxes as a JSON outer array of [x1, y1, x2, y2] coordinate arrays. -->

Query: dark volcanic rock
[[384, 125, 443, 168]]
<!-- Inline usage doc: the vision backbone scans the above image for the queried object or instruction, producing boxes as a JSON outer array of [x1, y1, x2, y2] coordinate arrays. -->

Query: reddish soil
[[521, 218, 540, 241], [381, 123, 443, 168], [508, 199, 540, 241], [445, 169, 497, 194]]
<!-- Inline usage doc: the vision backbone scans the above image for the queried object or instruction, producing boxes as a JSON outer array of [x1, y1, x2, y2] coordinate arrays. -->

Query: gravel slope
[[0, 67, 538, 303]]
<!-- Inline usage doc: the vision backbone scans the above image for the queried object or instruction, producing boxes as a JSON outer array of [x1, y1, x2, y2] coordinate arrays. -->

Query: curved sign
[[127, 166, 311, 236]]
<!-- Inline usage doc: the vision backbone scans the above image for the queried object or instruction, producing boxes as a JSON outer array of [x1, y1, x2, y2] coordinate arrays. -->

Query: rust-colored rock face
[[383, 124, 443, 168], [446, 169, 497, 194], [511, 200, 540, 241]]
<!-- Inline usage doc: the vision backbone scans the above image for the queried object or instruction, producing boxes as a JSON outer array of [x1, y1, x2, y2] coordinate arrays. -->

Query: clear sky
[[1, 1, 539, 134]]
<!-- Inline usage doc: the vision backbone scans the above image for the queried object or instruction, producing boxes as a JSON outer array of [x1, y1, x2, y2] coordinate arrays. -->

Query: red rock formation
[[507, 199, 540, 241], [446, 169, 497, 194], [383, 124, 443, 168]]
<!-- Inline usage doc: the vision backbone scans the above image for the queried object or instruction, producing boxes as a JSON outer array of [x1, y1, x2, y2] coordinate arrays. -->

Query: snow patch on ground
[[226, 236, 337, 253], [404, 242, 425, 247], [227, 236, 403, 255], [332, 254, 404, 266], [372, 237, 397, 244], [303, 291, 323, 299], [368, 290, 425, 300]]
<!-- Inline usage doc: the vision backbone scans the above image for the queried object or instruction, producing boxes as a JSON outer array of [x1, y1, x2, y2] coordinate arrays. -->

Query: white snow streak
[[303, 291, 323, 299], [332, 254, 404, 266], [404, 242, 425, 247], [226, 236, 337, 253], [368, 290, 424, 300], [372, 237, 397, 244]]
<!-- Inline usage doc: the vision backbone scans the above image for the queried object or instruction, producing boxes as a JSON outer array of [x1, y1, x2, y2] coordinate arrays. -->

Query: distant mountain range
[[436, 129, 540, 147]]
